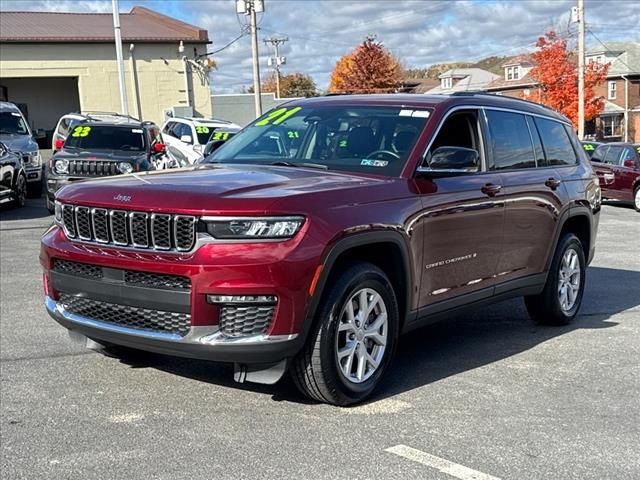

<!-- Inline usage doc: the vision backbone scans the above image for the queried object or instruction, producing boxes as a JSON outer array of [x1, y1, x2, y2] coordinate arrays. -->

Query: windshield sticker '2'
[[255, 107, 302, 127], [71, 126, 91, 137]]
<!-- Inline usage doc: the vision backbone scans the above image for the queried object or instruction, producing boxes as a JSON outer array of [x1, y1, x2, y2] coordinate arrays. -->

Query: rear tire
[[291, 263, 399, 406], [525, 233, 585, 326]]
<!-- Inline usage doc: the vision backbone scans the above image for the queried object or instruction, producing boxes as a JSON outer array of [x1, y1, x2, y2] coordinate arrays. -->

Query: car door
[[611, 146, 640, 202], [481, 110, 567, 285], [599, 146, 625, 199], [415, 108, 505, 309]]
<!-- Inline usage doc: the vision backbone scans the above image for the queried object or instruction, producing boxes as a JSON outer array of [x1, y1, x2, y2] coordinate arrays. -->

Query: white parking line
[[385, 445, 502, 480]]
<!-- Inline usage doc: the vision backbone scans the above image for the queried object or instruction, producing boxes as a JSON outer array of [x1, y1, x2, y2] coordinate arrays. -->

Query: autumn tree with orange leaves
[[530, 31, 608, 128], [329, 36, 401, 94]]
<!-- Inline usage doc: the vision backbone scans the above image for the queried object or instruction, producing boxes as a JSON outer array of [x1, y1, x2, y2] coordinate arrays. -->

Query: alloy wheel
[[335, 288, 388, 384], [558, 248, 581, 312], [635, 188, 640, 210]]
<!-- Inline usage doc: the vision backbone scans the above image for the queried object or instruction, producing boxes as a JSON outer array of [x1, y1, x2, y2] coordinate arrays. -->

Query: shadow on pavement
[[0, 196, 52, 223], [112, 265, 640, 405]]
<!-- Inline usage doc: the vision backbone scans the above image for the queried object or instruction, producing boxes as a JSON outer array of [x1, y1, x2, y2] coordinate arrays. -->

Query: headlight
[[202, 216, 304, 240], [54, 201, 63, 225], [53, 159, 69, 174], [26, 151, 42, 167], [117, 162, 133, 174]]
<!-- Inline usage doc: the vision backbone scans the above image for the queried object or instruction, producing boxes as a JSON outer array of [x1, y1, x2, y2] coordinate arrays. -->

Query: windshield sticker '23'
[[71, 126, 91, 137]]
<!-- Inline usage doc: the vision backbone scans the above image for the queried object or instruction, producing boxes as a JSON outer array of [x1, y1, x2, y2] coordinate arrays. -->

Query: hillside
[[405, 55, 508, 80]]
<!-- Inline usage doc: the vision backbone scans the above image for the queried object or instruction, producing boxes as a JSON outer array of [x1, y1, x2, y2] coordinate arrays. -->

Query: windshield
[[63, 124, 145, 151], [0, 111, 29, 135], [204, 105, 430, 176], [194, 125, 220, 145]]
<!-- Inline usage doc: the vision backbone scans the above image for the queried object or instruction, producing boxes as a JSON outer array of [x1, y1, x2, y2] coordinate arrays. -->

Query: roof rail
[[448, 91, 559, 112], [77, 111, 142, 123]]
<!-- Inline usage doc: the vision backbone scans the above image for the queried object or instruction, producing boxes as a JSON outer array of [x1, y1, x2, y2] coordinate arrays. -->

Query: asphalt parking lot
[[1, 199, 639, 480]]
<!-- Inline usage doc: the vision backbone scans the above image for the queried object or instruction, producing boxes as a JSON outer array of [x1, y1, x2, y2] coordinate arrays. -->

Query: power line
[[198, 32, 247, 59]]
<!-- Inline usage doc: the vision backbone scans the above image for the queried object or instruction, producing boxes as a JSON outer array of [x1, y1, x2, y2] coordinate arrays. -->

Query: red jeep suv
[[41, 93, 600, 405]]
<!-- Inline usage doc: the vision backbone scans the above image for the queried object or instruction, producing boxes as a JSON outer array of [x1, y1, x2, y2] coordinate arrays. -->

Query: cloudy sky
[[2, 0, 639, 93]]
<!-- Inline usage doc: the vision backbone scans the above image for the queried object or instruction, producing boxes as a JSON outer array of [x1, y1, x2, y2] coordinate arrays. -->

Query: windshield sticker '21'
[[255, 107, 302, 127]]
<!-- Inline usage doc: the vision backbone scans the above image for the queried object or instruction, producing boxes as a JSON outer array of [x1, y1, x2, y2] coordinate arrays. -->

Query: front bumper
[[25, 165, 43, 183], [45, 296, 301, 363]]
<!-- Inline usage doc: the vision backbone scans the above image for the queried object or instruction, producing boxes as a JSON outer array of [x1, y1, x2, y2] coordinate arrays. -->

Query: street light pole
[[111, 0, 129, 116]]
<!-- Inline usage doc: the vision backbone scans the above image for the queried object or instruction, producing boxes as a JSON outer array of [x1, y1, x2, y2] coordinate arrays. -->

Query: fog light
[[117, 162, 133, 174], [207, 295, 277, 305]]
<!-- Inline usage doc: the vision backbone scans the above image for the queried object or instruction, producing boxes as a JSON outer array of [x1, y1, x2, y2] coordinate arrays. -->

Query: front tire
[[12, 173, 27, 208], [525, 233, 585, 326], [46, 195, 55, 214], [634, 186, 640, 212], [27, 177, 43, 198], [291, 263, 399, 406]]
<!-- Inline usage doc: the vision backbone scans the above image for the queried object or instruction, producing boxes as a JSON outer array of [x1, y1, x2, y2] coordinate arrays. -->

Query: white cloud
[[2, 0, 639, 93]]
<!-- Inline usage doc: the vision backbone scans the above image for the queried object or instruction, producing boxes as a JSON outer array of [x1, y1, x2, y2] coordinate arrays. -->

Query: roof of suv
[[0, 101, 22, 112], [291, 93, 570, 124]]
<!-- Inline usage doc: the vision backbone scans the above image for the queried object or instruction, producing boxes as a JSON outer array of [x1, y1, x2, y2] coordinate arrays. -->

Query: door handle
[[545, 177, 562, 190], [481, 183, 502, 197]]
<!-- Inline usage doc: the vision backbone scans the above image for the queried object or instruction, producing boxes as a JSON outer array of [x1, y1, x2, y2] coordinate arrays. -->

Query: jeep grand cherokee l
[[41, 93, 600, 405]]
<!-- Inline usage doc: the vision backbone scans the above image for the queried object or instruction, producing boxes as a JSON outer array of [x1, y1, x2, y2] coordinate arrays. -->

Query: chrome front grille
[[59, 204, 197, 252]]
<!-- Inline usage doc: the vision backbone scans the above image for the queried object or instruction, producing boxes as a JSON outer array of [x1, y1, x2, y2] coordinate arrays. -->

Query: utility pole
[[577, 0, 585, 139], [237, 0, 264, 117], [264, 37, 288, 99], [111, 0, 128, 115]]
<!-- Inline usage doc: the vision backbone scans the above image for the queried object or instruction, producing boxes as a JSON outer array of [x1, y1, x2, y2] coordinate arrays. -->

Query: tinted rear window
[[63, 124, 145, 151], [486, 110, 535, 170], [534, 117, 577, 166]]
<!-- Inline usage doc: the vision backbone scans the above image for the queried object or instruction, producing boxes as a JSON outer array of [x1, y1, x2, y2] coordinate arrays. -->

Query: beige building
[[0, 7, 213, 136]]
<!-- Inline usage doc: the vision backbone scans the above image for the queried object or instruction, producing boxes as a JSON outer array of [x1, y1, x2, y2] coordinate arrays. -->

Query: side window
[[174, 123, 192, 142], [425, 109, 483, 170], [526, 115, 546, 167], [619, 147, 635, 165], [162, 122, 175, 136], [535, 117, 577, 166], [603, 146, 622, 165], [58, 118, 70, 136], [591, 145, 607, 163], [485, 110, 535, 170]]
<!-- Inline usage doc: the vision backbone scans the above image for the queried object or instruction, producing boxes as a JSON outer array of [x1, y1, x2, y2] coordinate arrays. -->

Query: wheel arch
[[302, 231, 413, 344], [546, 208, 592, 272]]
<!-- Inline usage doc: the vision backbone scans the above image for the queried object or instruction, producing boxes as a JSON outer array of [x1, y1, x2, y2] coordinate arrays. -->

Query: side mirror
[[180, 135, 192, 144], [419, 146, 480, 176], [152, 142, 165, 154]]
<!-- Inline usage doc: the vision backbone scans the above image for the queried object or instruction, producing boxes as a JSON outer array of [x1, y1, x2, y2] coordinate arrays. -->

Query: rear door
[[484, 110, 568, 284]]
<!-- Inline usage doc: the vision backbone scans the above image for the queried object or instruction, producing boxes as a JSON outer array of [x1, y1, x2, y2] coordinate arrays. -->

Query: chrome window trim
[[128, 211, 150, 248], [417, 103, 572, 174], [91, 208, 110, 244]]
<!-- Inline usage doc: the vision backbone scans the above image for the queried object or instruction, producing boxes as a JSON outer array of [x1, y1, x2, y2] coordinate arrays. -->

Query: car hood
[[54, 149, 145, 161], [56, 163, 392, 214], [0, 133, 38, 153]]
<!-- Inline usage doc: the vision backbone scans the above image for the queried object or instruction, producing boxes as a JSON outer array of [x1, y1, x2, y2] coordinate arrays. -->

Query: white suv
[[161, 117, 241, 164]]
